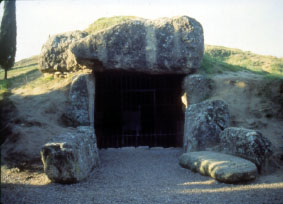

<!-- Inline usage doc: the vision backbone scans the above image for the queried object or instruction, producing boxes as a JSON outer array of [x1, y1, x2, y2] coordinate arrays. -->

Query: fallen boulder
[[179, 151, 257, 183], [219, 127, 273, 172], [40, 16, 204, 74], [41, 126, 100, 183], [184, 100, 230, 152]]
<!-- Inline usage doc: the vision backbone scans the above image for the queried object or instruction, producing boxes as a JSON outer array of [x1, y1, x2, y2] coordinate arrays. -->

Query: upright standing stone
[[62, 74, 90, 126], [183, 74, 214, 105], [184, 100, 230, 152]]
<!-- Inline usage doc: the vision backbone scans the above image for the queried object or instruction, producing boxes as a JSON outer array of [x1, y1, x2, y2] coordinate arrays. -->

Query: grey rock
[[184, 100, 230, 152], [179, 151, 257, 183], [41, 126, 100, 183], [219, 127, 273, 172], [40, 16, 204, 74], [62, 74, 90, 126], [39, 31, 88, 73], [183, 74, 214, 105]]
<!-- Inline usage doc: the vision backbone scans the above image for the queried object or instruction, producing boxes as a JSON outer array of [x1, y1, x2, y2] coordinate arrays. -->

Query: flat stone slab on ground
[[179, 151, 257, 183]]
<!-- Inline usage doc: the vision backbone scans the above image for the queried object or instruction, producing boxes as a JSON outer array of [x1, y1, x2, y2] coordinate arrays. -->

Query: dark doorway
[[94, 71, 184, 148]]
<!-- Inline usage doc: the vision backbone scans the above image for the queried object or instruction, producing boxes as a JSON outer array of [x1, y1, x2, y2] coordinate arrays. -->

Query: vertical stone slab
[[183, 74, 214, 105], [184, 100, 230, 152], [62, 74, 93, 127]]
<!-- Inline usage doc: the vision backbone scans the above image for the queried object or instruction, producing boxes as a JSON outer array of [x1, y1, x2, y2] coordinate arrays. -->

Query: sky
[[0, 0, 283, 61]]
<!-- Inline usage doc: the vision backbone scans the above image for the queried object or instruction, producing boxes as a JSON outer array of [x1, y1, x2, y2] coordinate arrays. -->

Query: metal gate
[[94, 72, 184, 148]]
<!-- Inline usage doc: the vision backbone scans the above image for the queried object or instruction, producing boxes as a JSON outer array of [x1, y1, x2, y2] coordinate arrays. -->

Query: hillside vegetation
[[0, 55, 40, 98], [85, 16, 139, 34], [202, 45, 283, 76]]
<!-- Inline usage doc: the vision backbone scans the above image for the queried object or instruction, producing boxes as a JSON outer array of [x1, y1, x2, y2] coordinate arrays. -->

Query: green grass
[[13, 55, 39, 69], [199, 54, 245, 74], [200, 45, 283, 78], [0, 56, 41, 99], [85, 16, 139, 34], [201, 45, 283, 78], [0, 80, 9, 96]]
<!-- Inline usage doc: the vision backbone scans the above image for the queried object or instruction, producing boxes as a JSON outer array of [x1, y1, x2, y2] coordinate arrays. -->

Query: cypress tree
[[0, 0, 17, 79]]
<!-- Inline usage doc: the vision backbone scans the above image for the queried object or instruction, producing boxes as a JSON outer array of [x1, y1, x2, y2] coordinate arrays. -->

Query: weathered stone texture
[[39, 31, 88, 73], [40, 16, 204, 74], [41, 126, 100, 183], [219, 127, 273, 171], [179, 151, 257, 183], [184, 100, 230, 152], [62, 74, 90, 126], [183, 74, 214, 105]]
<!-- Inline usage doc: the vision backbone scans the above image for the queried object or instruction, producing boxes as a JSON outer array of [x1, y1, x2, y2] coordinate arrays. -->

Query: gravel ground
[[1, 148, 283, 204]]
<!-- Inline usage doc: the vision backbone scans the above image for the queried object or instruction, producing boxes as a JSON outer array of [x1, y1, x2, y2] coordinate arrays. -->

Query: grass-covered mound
[[201, 45, 283, 77], [85, 16, 139, 34]]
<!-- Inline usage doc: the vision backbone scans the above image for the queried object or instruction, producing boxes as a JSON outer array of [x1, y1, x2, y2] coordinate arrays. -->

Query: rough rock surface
[[184, 100, 230, 152], [41, 126, 100, 183], [219, 127, 273, 172], [179, 151, 257, 183], [39, 31, 88, 73], [62, 74, 90, 126], [183, 74, 214, 105], [40, 16, 204, 74]]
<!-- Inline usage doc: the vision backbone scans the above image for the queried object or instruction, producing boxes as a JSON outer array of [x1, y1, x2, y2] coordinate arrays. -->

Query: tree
[[0, 0, 17, 79]]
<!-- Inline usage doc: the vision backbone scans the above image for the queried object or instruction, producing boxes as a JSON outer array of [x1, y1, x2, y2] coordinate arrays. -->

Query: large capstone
[[40, 16, 204, 74], [39, 31, 88, 73], [219, 127, 273, 172], [179, 151, 257, 183], [41, 126, 100, 183], [184, 100, 230, 152]]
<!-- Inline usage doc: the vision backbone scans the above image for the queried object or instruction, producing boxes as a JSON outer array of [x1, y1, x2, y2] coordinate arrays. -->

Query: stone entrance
[[94, 72, 185, 148], [39, 16, 207, 183]]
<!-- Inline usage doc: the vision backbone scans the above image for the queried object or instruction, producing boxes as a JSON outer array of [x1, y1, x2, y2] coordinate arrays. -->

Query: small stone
[[150, 147, 164, 150], [137, 146, 149, 149], [54, 72, 61, 78], [120, 147, 135, 151]]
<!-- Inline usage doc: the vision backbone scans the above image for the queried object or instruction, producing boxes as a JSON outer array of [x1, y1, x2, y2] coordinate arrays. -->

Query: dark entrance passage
[[94, 71, 185, 148]]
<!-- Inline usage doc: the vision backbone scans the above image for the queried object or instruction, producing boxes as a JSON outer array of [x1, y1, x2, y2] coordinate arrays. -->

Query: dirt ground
[[210, 71, 283, 167], [1, 148, 283, 204]]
